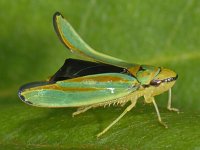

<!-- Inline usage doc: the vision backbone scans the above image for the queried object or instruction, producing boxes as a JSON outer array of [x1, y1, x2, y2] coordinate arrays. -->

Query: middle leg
[[152, 98, 168, 128]]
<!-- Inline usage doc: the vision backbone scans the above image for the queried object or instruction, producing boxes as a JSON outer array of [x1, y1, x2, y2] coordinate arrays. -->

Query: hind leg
[[97, 99, 137, 138], [72, 106, 92, 117]]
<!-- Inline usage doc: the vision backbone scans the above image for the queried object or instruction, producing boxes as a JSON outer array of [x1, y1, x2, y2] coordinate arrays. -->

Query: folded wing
[[22, 73, 139, 107]]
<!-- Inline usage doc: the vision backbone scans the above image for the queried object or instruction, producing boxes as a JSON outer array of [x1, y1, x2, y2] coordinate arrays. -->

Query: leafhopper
[[18, 12, 179, 137]]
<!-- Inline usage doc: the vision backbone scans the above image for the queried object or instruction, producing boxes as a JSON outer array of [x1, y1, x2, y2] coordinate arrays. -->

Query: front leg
[[167, 88, 179, 113]]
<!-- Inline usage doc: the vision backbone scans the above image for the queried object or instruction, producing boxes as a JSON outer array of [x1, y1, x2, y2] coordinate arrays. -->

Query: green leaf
[[0, 0, 200, 149]]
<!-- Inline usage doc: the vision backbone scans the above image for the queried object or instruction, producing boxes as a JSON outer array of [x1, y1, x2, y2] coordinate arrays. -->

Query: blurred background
[[0, 0, 200, 149]]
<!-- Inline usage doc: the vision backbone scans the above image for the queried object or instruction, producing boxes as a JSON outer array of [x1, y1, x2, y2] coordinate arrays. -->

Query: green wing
[[21, 73, 139, 107], [53, 12, 136, 68]]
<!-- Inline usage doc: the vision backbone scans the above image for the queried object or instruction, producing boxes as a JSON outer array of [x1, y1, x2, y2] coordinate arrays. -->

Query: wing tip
[[53, 11, 71, 50], [53, 11, 64, 19], [53, 11, 63, 31]]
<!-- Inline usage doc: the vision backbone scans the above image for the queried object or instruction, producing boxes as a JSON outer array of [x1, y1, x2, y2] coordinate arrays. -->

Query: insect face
[[149, 68, 178, 96]]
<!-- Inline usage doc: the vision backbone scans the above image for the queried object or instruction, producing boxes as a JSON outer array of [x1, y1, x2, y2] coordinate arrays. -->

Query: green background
[[1, 0, 200, 149]]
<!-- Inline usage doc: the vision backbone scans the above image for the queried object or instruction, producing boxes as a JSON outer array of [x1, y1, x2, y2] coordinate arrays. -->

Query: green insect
[[18, 12, 179, 137]]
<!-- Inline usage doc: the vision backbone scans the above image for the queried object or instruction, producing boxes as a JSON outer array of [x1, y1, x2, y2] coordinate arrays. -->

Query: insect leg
[[167, 88, 179, 113], [97, 100, 137, 138], [152, 98, 168, 128], [72, 106, 92, 117], [119, 102, 127, 107]]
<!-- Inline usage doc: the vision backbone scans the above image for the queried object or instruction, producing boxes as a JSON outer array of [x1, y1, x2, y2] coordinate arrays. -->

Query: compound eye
[[150, 80, 162, 86]]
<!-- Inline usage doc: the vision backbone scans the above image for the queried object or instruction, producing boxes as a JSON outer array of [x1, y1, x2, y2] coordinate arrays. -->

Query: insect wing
[[53, 12, 135, 68], [20, 73, 139, 107]]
